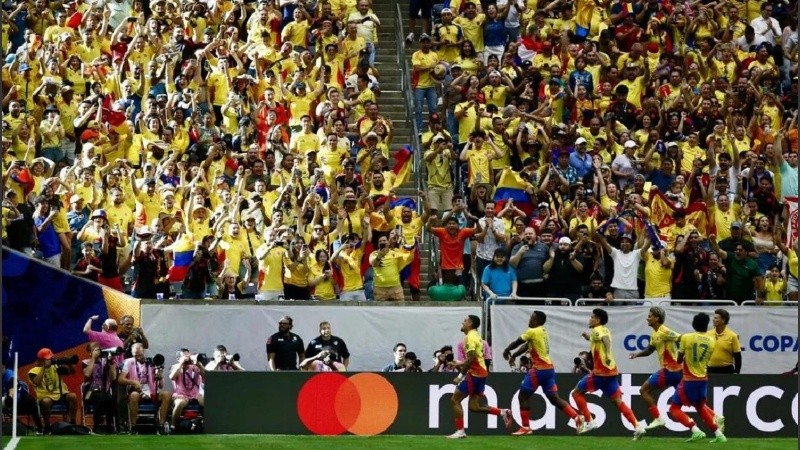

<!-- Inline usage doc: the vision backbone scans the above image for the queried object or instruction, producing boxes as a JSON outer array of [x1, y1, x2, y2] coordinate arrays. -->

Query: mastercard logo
[[296, 373, 398, 435]]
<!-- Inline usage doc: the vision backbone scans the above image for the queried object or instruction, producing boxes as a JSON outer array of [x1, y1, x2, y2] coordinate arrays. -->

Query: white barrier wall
[[490, 305, 799, 375], [141, 304, 481, 371]]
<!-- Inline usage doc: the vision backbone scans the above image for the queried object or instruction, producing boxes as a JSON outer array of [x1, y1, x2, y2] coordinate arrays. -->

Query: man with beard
[[543, 236, 584, 301], [304, 321, 351, 369], [510, 227, 550, 300], [596, 232, 650, 303]]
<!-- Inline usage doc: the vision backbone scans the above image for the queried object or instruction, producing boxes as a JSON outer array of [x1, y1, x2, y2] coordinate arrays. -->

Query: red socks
[[455, 417, 464, 430], [616, 401, 638, 427], [698, 402, 718, 432], [561, 404, 579, 419], [648, 405, 661, 419], [668, 403, 695, 428], [571, 391, 592, 421], [520, 409, 531, 427]]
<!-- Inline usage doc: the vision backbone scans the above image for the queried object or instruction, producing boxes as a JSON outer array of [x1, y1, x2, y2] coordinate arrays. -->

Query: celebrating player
[[502, 310, 582, 436], [627, 307, 682, 430], [571, 308, 647, 439], [447, 315, 513, 438], [668, 313, 727, 443]]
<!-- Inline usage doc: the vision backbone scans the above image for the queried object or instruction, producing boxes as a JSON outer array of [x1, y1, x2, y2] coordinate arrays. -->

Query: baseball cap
[[620, 233, 634, 242], [538, 202, 549, 209], [419, 33, 431, 42], [441, 7, 453, 13], [558, 237, 572, 245], [575, 137, 587, 145], [91, 209, 107, 220], [365, 131, 379, 140], [432, 134, 447, 144], [666, 141, 679, 148], [70, 195, 84, 204], [624, 140, 638, 149], [730, 221, 742, 229], [37, 348, 54, 360]]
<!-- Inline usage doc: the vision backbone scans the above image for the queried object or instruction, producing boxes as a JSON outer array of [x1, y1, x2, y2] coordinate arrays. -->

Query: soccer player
[[571, 308, 647, 439], [502, 311, 582, 436], [627, 307, 682, 430], [668, 313, 727, 443], [447, 315, 512, 438]]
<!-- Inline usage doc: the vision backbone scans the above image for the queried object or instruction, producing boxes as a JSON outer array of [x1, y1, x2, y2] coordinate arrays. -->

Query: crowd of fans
[[411, 0, 799, 304], [1, 0, 435, 301], [0, 0, 798, 305]]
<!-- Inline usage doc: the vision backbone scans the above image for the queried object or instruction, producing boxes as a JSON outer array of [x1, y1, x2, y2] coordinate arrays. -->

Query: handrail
[[496, 296, 572, 305], [741, 301, 799, 307], [396, 3, 436, 292], [574, 298, 654, 306], [656, 299, 738, 306]]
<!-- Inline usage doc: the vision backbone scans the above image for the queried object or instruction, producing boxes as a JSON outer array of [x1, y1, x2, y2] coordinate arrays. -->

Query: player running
[[447, 315, 513, 438], [502, 310, 582, 436], [668, 312, 727, 443], [627, 307, 682, 430], [571, 308, 647, 440]]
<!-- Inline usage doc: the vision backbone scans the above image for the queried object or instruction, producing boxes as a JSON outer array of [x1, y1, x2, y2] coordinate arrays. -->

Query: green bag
[[427, 284, 466, 302]]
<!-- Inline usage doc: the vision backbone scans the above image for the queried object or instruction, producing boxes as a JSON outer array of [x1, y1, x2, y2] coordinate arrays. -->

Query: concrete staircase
[[370, 2, 435, 300]]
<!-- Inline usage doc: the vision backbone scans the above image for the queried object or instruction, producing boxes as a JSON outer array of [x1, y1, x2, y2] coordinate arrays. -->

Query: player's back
[[521, 326, 554, 370], [680, 332, 716, 381]]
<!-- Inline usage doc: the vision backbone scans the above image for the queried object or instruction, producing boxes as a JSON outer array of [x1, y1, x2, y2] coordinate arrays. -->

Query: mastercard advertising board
[[205, 372, 797, 437]]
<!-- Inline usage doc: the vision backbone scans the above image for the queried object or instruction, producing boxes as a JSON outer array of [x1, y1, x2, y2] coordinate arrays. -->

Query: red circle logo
[[296, 373, 399, 435]]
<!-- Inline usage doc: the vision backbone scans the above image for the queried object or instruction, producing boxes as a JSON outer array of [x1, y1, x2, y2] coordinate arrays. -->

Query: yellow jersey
[[520, 326, 554, 370], [651, 324, 681, 371], [589, 325, 618, 376], [464, 329, 489, 377], [680, 332, 716, 380]]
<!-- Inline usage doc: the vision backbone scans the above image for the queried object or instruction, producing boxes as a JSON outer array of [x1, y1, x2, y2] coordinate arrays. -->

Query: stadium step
[[371, 0, 431, 302]]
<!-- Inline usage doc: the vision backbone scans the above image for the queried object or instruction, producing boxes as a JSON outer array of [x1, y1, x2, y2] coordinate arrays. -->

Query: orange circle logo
[[296, 373, 398, 435]]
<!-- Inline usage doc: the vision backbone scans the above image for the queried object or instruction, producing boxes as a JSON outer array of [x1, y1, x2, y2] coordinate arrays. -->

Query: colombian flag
[[648, 189, 709, 238], [392, 145, 413, 189], [168, 234, 196, 282], [493, 168, 534, 217]]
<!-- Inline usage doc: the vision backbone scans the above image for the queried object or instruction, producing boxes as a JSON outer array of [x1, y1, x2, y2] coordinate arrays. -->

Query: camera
[[444, 353, 454, 362], [191, 353, 209, 366], [144, 354, 166, 368], [584, 188, 594, 198], [225, 353, 240, 363], [101, 347, 123, 357], [573, 351, 593, 374], [51, 355, 79, 366]]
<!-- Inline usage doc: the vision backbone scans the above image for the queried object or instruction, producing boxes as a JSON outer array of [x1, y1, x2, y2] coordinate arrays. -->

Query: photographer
[[169, 349, 205, 431], [82, 342, 118, 433], [300, 349, 345, 372], [118, 315, 150, 358], [27, 348, 78, 434], [204, 345, 244, 371], [3, 360, 43, 434], [83, 315, 124, 355], [429, 345, 458, 373], [304, 322, 350, 369], [117, 343, 171, 434], [402, 352, 424, 373], [573, 351, 593, 375]]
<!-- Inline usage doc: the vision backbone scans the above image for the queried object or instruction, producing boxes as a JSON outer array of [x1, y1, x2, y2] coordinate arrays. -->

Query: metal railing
[[573, 298, 653, 306], [741, 301, 799, 307], [395, 3, 438, 289]]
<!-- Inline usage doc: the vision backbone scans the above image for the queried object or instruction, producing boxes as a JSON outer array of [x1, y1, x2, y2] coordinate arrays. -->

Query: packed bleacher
[[1, 0, 798, 305]]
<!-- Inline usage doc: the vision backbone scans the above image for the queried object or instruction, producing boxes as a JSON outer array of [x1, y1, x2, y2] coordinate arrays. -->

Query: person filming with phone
[[28, 348, 79, 434]]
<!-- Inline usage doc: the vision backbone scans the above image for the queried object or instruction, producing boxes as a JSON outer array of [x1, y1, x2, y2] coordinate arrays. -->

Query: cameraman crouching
[[169, 349, 205, 430], [204, 345, 244, 371], [27, 348, 78, 434], [82, 342, 117, 433], [117, 343, 171, 434]]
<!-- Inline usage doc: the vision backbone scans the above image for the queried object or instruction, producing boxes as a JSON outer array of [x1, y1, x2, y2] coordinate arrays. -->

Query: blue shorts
[[520, 368, 558, 396], [576, 373, 621, 399], [671, 380, 707, 406], [647, 369, 683, 390], [457, 374, 487, 395]]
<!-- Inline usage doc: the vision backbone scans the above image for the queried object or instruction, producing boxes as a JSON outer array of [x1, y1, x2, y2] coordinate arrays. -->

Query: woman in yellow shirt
[[454, 40, 483, 77], [308, 249, 337, 300]]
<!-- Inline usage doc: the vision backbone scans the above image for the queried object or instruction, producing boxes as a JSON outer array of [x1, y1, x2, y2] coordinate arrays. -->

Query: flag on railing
[[168, 234, 196, 282], [392, 145, 413, 188], [493, 167, 534, 217], [785, 196, 798, 247], [648, 189, 709, 238]]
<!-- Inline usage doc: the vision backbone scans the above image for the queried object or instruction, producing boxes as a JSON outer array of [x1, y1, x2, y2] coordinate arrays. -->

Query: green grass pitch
[[3, 435, 798, 450]]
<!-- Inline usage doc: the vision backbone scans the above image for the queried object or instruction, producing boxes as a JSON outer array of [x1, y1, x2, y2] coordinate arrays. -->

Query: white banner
[[142, 304, 481, 372], [786, 196, 798, 247], [490, 306, 798, 375]]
